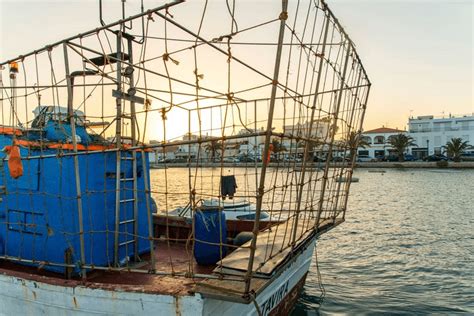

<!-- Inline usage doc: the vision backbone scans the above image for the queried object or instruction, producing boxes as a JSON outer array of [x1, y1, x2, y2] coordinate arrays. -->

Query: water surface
[[293, 169, 474, 315], [150, 167, 473, 315]]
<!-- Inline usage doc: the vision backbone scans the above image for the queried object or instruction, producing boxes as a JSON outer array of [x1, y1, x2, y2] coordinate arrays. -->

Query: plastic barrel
[[194, 209, 227, 265]]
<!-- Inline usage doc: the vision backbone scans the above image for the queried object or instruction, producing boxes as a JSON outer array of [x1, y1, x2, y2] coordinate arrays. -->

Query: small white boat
[[368, 170, 387, 173], [170, 199, 278, 222], [336, 176, 359, 183]]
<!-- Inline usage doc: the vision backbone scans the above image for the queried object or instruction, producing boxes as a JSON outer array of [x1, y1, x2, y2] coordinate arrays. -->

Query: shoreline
[[150, 161, 474, 169]]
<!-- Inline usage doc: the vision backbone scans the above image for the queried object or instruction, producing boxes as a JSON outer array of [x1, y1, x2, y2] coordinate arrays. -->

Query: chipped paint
[[175, 296, 181, 316], [0, 236, 317, 315], [0, 273, 204, 315]]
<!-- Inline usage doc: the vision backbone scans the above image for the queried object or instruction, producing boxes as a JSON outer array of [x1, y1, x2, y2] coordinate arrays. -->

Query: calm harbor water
[[293, 168, 474, 315], [150, 168, 473, 315]]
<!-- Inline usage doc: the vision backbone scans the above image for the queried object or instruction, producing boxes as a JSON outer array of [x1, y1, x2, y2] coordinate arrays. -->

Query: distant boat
[[368, 170, 387, 173], [336, 176, 359, 183]]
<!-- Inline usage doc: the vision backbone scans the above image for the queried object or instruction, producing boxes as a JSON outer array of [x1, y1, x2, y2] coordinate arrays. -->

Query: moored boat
[[0, 0, 370, 314]]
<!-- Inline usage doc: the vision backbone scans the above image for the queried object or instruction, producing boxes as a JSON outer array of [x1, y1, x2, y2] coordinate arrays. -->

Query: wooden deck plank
[[216, 216, 334, 276]]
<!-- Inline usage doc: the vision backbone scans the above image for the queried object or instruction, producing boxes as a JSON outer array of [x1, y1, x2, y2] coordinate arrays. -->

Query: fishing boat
[[0, 0, 370, 314], [155, 199, 286, 240]]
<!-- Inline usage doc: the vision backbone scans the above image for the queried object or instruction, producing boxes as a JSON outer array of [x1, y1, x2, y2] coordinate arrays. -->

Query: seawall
[[150, 162, 474, 169]]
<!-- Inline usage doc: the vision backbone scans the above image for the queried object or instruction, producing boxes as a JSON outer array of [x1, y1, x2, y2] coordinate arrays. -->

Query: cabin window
[[8, 210, 44, 235]]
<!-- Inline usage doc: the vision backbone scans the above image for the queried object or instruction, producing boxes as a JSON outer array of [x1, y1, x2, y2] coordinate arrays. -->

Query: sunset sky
[[0, 0, 472, 135]]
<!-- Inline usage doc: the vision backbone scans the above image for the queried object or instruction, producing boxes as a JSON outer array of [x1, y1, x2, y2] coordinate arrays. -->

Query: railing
[[0, 0, 370, 298], [410, 126, 473, 133]]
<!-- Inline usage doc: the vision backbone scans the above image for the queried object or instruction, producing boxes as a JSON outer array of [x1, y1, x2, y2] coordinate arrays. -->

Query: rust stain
[[73, 296, 79, 309], [268, 273, 308, 316], [22, 282, 28, 300], [175, 296, 181, 316]]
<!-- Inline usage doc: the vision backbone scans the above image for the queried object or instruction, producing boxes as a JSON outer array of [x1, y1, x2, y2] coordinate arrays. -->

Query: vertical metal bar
[[114, 30, 123, 267], [332, 69, 362, 214], [342, 83, 371, 218], [315, 40, 352, 230], [244, 0, 288, 296], [291, 8, 331, 246], [10, 66, 17, 127], [63, 43, 87, 279], [126, 37, 140, 261], [141, 149, 155, 271], [254, 100, 258, 194], [0, 69, 4, 125], [187, 110, 193, 206]]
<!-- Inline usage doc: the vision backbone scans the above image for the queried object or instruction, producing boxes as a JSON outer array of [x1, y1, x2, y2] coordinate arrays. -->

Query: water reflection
[[292, 169, 474, 315], [149, 168, 474, 314]]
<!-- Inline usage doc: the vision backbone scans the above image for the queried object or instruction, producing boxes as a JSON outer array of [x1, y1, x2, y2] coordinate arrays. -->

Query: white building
[[282, 119, 331, 155], [148, 140, 178, 163], [358, 127, 407, 158], [408, 114, 474, 159], [236, 128, 265, 157]]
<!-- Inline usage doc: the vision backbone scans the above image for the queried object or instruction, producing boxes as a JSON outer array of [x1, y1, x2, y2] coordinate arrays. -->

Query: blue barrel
[[194, 209, 227, 265]]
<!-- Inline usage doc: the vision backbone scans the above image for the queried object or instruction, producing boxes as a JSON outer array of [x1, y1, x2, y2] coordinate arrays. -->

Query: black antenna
[[99, 0, 146, 44], [99, 0, 106, 26]]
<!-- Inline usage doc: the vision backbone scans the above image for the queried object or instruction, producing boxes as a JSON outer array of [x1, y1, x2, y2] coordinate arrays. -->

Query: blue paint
[[42, 120, 92, 144], [0, 131, 152, 275], [193, 209, 227, 265]]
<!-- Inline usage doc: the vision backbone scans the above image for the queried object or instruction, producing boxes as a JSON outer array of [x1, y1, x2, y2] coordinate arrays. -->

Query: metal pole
[[114, 30, 123, 267], [341, 83, 371, 218], [126, 37, 140, 261], [333, 69, 362, 215], [315, 40, 352, 230], [141, 149, 155, 271], [328, 68, 364, 220], [244, 0, 288, 296], [291, 7, 331, 246], [63, 43, 87, 279]]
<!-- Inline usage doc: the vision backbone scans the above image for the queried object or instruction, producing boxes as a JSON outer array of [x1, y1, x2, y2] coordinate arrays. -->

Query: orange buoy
[[264, 143, 274, 164], [5, 145, 23, 179]]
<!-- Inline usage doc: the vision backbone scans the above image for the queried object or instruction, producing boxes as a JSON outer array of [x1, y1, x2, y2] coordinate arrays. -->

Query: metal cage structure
[[0, 0, 370, 300]]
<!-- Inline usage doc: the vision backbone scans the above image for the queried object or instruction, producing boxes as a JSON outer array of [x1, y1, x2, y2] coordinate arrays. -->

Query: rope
[[0, 0, 370, 298], [314, 245, 326, 304]]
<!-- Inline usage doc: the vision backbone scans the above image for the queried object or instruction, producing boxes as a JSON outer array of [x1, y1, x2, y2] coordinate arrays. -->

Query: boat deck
[[0, 217, 342, 302]]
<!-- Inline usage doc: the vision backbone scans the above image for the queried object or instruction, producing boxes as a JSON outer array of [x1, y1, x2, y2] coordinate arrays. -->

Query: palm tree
[[346, 131, 370, 160], [305, 139, 322, 161], [444, 138, 469, 162], [271, 138, 285, 153], [204, 139, 222, 161], [387, 133, 417, 161], [271, 138, 286, 160]]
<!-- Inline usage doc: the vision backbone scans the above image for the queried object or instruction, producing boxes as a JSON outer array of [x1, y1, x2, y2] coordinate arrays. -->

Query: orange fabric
[[264, 143, 274, 164], [87, 144, 115, 151], [14, 139, 41, 147], [13, 140, 152, 152], [0, 127, 22, 136], [47, 143, 87, 150], [5, 145, 23, 179]]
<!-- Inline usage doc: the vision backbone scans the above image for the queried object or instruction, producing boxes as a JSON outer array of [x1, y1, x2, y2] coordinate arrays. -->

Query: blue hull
[[0, 134, 152, 275]]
